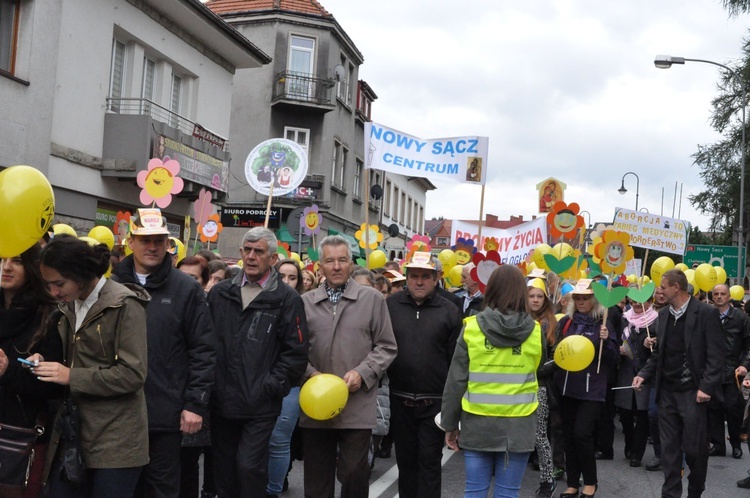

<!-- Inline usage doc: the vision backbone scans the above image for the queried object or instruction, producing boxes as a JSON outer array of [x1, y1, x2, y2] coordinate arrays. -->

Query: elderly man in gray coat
[[301, 235, 397, 498]]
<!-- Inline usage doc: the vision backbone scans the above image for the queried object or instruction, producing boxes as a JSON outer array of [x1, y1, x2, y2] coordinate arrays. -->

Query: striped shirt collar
[[241, 270, 272, 289]]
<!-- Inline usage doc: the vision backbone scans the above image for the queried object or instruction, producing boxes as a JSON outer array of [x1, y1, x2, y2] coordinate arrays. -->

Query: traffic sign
[[684, 244, 746, 279]]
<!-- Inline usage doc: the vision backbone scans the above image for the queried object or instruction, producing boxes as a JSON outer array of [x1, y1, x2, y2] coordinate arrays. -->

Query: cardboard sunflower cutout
[[592, 230, 634, 275]]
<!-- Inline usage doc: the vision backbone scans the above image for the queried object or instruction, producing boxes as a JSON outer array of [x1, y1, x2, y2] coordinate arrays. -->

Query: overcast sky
[[320, 0, 749, 230]]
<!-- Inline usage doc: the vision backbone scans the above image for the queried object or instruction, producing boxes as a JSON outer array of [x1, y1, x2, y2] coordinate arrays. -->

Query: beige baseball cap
[[130, 208, 170, 236]]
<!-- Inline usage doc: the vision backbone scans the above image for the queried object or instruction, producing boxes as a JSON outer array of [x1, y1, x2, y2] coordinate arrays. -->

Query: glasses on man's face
[[573, 295, 592, 301]]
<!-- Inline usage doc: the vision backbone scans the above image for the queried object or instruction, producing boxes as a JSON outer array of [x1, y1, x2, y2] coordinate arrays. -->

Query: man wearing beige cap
[[386, 252, 462, 497], [112, 208, 215, 498]]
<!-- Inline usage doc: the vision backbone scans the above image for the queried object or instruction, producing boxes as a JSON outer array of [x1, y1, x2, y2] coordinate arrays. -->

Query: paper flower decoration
[[452, 238, 477, 265], [592, 230, 634, 275], [277, 242, 291, 259], [301, 205, 322, 236], [355, 223, 383, 250], [193, 188, 214, 226], [198, 214, 223, 243], [470, 251, 502, 293], [483, 237, 499, 252], [406, 234, 432, 253], [114, 211, 131, 245], [137, 157, 184, 208], [546, 201, 585, 239]]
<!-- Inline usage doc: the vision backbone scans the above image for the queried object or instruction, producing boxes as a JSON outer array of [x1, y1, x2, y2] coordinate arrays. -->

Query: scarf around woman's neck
[[623, 306, 658, 330]]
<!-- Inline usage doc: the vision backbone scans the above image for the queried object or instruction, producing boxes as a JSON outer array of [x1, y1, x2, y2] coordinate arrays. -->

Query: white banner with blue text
[[364, 122, 489, 185]]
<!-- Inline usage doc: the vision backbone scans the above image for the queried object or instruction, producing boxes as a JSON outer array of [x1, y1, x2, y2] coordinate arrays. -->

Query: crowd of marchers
[[2, 208, 750, 498]]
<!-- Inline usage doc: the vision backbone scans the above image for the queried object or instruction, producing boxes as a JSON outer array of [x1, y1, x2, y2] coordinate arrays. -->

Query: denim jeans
[[463, 450, 530, 498], [267, 386, 301, 495]]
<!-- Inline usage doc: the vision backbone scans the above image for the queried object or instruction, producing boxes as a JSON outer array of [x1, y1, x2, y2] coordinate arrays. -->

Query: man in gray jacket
[[301, 235, 397, 498]]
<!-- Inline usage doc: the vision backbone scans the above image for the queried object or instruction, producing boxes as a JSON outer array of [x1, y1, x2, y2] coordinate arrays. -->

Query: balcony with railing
[[106, 98, 228, 151], [271, 71, 336, 113]]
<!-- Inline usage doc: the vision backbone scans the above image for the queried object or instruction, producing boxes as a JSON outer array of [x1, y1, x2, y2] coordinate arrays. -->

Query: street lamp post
[[618, 171, 640, 211], [655, 54, 746, 284]]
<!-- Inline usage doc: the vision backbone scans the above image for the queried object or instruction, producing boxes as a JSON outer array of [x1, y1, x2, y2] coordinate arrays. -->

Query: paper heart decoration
[[470, 251, 502, 294], [627, 282, 656, 303], [543, 254, 576, 275], [592, 282, 630, 308], [307, 248, 319, 262], [193, 188, 213, 226]]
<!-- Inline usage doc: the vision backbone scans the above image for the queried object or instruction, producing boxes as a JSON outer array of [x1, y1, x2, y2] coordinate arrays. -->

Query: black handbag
[[0, 422, 44, 498], [56, 396, 86, 485]]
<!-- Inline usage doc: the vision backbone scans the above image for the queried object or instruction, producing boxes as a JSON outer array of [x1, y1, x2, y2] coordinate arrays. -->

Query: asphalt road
[[277, 429, 750, 497]]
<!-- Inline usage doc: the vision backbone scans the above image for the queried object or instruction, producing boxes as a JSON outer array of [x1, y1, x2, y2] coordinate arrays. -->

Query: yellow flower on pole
[[355, 223, 383, 250], [592, 230, 634, 275]]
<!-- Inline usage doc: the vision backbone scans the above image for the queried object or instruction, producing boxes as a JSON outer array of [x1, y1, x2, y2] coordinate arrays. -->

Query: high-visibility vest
[[461, 315, 542, 417]]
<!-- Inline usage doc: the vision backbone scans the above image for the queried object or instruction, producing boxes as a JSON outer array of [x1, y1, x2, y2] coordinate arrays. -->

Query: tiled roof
[[206, 0, 332, 18]]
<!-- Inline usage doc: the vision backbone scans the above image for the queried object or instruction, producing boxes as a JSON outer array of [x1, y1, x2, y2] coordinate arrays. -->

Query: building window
[[437, 237, 449, 246], [285, 126, 310, 158], [346, 62, 354, 106], [384, 179, 391, 216], [107, 39, 126, 112], [339, 146, 348, 189], [353, 158, 363, 199], [0, 0, 19, 75], [288, 35, 315, 99], [169, 74, 182, 127], [400, 191, 406, 223], [337, 54, 348, 104], [418, 205, 424, 233], [141, 57, 156, 114], [332, 141, 342, 189], [393, 186, 399, 222], [406, 197, 412, 229]]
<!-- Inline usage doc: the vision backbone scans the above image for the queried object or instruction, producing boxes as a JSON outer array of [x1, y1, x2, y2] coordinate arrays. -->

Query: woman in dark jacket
[[554, 281, 618, 498], [0, 243, 63, 497], [615, 296, 658, 467], [528, 278, 558, 498], [35, 236, 149, 498]]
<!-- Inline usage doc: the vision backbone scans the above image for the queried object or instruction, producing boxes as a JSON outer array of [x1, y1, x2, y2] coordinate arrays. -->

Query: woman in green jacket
[[33, 236, 149, 498]]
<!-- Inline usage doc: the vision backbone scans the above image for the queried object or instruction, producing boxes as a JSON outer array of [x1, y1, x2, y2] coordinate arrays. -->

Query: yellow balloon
[[0, 166, 55, 258], [532, 244, 552, 271], [438, 249, 458, 270], [552, 243, 574, 259], [368, 249, 387, 269], [527, 262, 538, 272], [123, 238, 133, 257], [730, 285, 745, 301], [52, 224, 77, 237], [694, 263, 717, 292], [715, 266, 727, 285], [650, 256, 675, 287], [290, 252, 301, 263], [299, 373, 349, 421], [554, 335, 595, 372], [447, 264, 463, 288], [684, 269, 698, 295], [675, 263, 689, 272], [627, 274, 638, 284], [555, 313, 567, 322], [88, 226, 115, 250]]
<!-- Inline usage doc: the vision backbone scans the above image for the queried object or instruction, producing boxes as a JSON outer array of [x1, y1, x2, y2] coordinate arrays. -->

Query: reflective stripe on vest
[[461, 316, 542, 417]]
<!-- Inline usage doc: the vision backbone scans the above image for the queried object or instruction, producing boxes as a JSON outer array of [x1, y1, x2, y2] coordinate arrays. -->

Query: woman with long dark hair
[[527, 278, 558, 497], [265, 258, 306, 497], [34, 236, 149, 497], [0, 244, 63, 497], [554, 281, 618, 498], [442, 265, 545, 497]]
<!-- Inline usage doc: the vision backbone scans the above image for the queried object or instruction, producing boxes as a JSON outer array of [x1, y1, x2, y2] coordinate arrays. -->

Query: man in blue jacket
[[112, 208, 215, 498], [207, 227, 308, 498]]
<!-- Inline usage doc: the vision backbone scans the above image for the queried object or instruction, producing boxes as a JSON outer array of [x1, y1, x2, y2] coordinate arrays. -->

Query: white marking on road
[[370, 447, 457, 497]]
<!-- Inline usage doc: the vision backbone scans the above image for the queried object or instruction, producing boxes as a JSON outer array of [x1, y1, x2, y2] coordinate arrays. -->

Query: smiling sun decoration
[[592, 230, 634, 275], [137, 157, 184, 208], [546, 201, 585, 239], [301, 205, 322, 236]]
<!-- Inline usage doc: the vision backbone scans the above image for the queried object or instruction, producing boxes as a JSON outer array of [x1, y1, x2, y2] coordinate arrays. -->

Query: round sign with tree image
[[244, 138, 308, 196]]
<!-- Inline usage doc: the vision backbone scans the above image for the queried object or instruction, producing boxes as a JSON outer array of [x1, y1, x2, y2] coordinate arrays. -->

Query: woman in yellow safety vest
[[441, 265, 545, 498]]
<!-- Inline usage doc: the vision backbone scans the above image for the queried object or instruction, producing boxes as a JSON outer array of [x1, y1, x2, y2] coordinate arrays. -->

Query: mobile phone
[[16, 358, 38, 367]]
